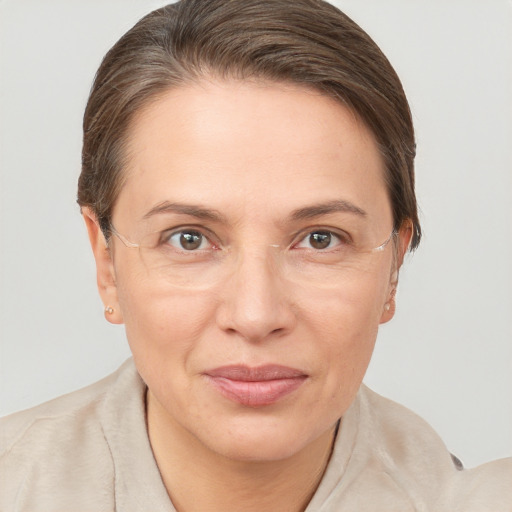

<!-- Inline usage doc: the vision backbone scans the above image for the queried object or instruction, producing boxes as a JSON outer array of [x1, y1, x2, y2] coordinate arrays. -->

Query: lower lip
[[206, 376, 307, 406]]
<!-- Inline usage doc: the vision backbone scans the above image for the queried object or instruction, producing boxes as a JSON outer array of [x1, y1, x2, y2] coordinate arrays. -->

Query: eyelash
[[159, 226, 220, 252], [158, 226, 352, 252], [292, 229, 352, 251]]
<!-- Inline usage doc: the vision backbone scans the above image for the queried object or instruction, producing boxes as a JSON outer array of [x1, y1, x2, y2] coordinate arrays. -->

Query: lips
[[204, 365, 308, 407]]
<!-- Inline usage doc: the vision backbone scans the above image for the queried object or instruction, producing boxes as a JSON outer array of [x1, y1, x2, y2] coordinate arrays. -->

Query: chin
[[199, 415, 327, 463], [215, 436, 308, 463]]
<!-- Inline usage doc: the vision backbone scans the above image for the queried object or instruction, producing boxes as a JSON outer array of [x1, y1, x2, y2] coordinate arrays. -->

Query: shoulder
[[359, 384, 457, 472], [356, 385, 512, 511], [446, 457, 512, 512], [0, 359, 141, 512], [1, 367, 116, 450], [0, 359, 139, 454]]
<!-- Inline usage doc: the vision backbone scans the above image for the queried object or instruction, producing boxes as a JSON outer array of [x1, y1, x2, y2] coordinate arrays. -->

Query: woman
[[1, 1, 511, 510]]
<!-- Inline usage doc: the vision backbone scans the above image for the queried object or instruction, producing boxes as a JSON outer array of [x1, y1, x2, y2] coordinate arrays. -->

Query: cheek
[[117, 280, 220, 420], [297, 265, 390, 338], [114, 264, 216, 366], [296, 269, 390, 390]]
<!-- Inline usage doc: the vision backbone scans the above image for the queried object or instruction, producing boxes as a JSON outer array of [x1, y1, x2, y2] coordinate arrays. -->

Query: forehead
[[115, 79, 390, 227]]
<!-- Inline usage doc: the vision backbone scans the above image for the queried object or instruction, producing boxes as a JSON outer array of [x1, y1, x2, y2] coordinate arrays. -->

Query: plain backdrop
[[0, 0, 511, 469]]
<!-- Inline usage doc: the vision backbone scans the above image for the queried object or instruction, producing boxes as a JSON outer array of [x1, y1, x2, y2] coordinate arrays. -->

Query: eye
[[166, 230, 212, 251], [295, 230, 346, 250]]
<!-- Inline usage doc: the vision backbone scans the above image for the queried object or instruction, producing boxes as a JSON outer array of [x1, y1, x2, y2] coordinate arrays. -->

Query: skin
[[84, 79, 411, 511]]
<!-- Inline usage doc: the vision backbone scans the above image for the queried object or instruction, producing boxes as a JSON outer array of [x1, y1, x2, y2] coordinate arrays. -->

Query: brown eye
[[309, 231, 332, 250], [166, 230, 208, 251], [179, 231, 203, 250]]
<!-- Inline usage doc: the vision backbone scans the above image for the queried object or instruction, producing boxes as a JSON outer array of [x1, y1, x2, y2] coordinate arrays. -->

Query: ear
[[82, 207, 124, 324], [379, 221, 413, 324]]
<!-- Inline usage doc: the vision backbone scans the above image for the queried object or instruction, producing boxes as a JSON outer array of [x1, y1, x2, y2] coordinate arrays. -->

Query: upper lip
[[205, 365, 307, 381]]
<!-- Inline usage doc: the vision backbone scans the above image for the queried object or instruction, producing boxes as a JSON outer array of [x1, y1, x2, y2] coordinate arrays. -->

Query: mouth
[[204, 365, 308, 407]]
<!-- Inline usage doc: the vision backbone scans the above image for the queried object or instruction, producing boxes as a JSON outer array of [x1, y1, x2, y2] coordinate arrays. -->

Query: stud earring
[[384, 303, 391, 312], [105, 306, 114, 315]]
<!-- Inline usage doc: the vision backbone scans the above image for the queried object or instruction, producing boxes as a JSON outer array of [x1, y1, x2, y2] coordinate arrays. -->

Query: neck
[[147, 392, 338, 512]]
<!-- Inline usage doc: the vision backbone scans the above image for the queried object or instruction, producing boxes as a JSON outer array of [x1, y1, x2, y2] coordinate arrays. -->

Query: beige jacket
[[1, 359, 511, 512]]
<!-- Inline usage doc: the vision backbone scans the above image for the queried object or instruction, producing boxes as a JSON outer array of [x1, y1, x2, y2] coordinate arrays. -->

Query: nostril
[[214, 260, 297, 342]]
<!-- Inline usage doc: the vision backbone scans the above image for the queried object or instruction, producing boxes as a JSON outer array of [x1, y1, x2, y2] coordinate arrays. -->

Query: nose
[[215, 247, 297, 343]]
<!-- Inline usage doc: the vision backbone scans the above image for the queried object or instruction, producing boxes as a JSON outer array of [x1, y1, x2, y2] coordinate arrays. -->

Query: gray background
[[1, 0, 511, 468]]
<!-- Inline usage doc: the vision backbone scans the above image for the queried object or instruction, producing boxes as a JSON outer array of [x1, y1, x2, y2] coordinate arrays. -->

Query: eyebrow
[[142, 201, 227, 223], [141, 199, 366, 224], [290, 199, 367, 221]]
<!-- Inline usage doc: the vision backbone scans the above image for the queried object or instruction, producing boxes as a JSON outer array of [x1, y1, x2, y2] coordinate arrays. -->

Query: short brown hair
[[78, 0, 421, 249]]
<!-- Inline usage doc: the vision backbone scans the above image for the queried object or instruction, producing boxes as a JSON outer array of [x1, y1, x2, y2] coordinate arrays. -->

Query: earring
[[384, 303, 391, 311], [105, 306, 114, 315]]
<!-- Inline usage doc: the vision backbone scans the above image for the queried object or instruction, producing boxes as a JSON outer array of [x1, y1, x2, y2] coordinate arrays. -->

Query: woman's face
[[88, 80, 407, 461]]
